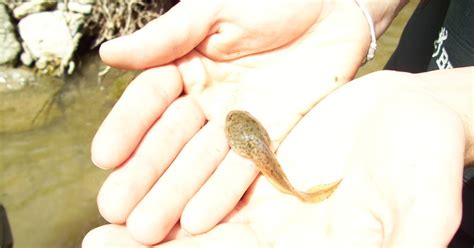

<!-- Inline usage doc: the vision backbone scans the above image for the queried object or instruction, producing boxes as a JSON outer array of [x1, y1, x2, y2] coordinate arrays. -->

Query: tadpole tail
[[297, 179, 342, 203]]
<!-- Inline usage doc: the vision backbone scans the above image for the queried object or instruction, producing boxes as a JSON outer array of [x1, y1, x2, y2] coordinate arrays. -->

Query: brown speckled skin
[[225, 110, 341, 203]]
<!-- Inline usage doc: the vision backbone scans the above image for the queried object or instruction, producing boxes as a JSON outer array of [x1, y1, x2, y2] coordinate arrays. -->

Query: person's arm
[[358, 0, 409, 37]]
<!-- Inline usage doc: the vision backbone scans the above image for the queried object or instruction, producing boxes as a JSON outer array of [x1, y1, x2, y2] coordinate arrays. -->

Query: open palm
[[85, 71, 465, 247], [89, 1, 372, 245]]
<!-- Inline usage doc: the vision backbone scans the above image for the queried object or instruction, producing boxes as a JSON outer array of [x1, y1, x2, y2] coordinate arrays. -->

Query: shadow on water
[[0, 52, 138, 247], [0, 2, 417, 247]]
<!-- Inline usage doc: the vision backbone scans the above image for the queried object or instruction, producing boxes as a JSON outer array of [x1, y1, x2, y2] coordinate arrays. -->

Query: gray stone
[[20, 52, 34, 66], [64, 11, 85, 36], [75, 0, 96, 4], [67, 1, 92, 14], [13, 0, 57, 19], [20, 42, 34, 66], [18, 10, 83, 75], [0, 4, 21, 65]]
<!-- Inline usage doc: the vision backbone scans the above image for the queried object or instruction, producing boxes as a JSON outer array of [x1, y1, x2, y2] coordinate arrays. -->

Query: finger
[[157, 224, 266, 248], [82, 224, 147, 248], [126, 121, 228, 245], [180, 152, 259, 235], [196, 0, 322, 61], [162, 223, 192, 243], [99, 1, 221, 70], [91, 65, 182, 169], [97, 96, 205, 223]]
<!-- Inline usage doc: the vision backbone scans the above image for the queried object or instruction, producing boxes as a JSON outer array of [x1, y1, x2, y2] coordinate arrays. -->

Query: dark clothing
[[385, 0, 474, 71], [427, 0, 474, 70], [450, 180, 474, 248], [0, 204, 13, 248], [384, 0, 474, 247], [385, 0, 450, 72]]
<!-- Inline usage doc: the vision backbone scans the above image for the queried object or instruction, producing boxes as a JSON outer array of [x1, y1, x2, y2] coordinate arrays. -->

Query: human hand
[[90, 0, 382, 244], [84, 70, 469, 247]]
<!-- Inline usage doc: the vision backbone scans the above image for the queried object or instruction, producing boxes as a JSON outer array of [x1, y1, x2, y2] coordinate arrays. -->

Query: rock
[[0, 66, 64, 133], [0, 4, 21, 65], [13, 0, 57, 19], [18, 10, 83, 76], [0, 66, 33, 92], [67, 1, 92, 15], [75, 0, 96, 4], [64, 11, 85, 36], [20, 42, 34, 66]]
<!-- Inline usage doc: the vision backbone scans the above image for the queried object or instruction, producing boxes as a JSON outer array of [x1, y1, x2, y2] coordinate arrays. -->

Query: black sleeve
[[384, 0, 450, 72]]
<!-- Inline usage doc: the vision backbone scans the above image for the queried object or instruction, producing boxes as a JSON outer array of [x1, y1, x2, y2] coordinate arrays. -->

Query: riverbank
[[0, 0, 175, 76], [0, 0, 175, 133]]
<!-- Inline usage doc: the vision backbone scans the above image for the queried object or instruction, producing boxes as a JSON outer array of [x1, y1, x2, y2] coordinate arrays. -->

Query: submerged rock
[[0, 4, 21, 65], [0, 66, 64, 133], [0, 66, 34, 92]]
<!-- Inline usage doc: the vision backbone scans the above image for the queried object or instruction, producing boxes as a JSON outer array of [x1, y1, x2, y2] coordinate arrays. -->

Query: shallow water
[[0, 54, 137, 247], [0, 2, 417, 247]]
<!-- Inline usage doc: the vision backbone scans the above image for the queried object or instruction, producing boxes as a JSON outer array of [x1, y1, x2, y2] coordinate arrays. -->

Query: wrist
[[354, 0, 409, 37]]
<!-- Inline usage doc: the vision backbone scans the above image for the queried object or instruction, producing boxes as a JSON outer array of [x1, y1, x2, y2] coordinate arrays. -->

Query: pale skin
[[83, 0, 474, 246], [83, 69, 473, 247]]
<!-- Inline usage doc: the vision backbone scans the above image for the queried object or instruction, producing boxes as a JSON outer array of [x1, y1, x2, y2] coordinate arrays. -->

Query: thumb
[[99, 0, 220, 70]]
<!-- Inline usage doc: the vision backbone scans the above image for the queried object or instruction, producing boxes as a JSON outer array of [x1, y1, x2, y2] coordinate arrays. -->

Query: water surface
[[0, 54, 136, 247]]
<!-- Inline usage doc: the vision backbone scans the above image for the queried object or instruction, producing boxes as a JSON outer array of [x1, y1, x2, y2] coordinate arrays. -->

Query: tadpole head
[[225, 110, 270, 158]]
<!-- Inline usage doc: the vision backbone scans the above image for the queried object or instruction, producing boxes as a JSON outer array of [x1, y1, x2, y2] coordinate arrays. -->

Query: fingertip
[[180, 199, 215, 235], [127, 210, 170, 246], [82, 227, 99, 248], [90, 142, 111, 170], [98, 38, 118, 65], [180, 153, 258, 235], [96, 183, 130, 224], [82, 224, 145, 248], [90, 129, 122, 170], [91, 65, 184, 171], [99, 36, 129, 68], [99, 35, 149, 70]]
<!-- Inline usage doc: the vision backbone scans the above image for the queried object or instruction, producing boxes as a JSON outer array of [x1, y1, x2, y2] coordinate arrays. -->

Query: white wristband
[[355, 0, 377, 62]]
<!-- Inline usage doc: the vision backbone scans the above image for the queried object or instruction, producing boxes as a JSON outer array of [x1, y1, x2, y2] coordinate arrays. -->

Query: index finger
[[91, 65, 182, 169], [99, 1, 221, 70]]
